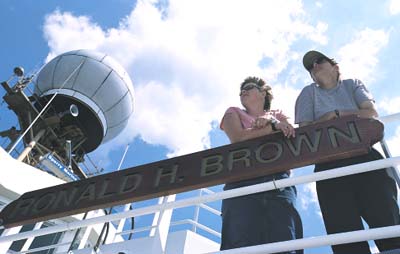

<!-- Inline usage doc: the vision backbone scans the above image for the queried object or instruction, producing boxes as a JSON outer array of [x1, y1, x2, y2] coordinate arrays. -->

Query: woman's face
[[240, 83, 265, 107]]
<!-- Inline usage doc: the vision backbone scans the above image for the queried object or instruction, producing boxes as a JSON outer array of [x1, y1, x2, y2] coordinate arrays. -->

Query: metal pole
[[66, 140, 72, 170], [193, 190, 202, 233], [93, 144, 131, 249], [16, 129, 45, 161], [8, 60, 85, 154], [380, 139, 400, 187]]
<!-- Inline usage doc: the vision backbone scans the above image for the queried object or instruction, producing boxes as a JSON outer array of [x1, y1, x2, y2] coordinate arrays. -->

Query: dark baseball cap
[[303, 50, 336, 71]]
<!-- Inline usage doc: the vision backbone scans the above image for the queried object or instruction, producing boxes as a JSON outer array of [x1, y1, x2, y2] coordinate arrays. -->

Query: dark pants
[[315, 149, 400, 254], [220, 173, 303, 253]]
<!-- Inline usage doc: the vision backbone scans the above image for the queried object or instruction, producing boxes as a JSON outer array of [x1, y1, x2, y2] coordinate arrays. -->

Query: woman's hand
[[252, 116, 295, 138], [252, 116, 270, 129], [275, 121, 295, 138]]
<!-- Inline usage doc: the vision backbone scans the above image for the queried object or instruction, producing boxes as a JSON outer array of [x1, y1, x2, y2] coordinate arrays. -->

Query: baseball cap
[[303, 50, 336, 71]]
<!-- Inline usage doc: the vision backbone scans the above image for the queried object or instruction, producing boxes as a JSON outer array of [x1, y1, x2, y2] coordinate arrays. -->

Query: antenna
[[1, 49, 134, 181], [58, 104, 79, 118], [13, 67, 24, 77], [66, 140, 72, 170], [70, 104, 79, 117]]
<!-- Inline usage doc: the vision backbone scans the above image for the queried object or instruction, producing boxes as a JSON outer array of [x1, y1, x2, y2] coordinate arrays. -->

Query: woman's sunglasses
[[240, 84, 260, 95]]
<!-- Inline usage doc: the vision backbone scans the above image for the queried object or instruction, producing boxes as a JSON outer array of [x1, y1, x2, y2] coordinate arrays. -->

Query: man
[[295, 50, 400, 253]]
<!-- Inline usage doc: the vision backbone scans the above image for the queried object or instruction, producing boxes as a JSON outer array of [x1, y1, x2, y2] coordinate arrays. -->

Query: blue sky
[[2, 0, 400, 253]]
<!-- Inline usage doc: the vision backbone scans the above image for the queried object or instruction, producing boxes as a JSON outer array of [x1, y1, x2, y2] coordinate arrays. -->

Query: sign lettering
[[0, 116, 384, 228]]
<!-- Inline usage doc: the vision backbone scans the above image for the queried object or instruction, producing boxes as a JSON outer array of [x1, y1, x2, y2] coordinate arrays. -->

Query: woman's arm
[[222, 111, 273, 143], [253, 115, 295, 138]]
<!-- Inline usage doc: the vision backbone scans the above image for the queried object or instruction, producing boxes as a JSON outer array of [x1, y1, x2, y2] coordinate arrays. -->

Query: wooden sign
[[0, 116, 383, 228]]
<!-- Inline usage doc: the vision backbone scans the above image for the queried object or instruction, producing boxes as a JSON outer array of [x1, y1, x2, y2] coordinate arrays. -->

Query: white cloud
[[297, 181, 322, 218], [270, 84, 301, 125], [43, 10, 106, 62], [127, 81, 214, 157], [42, 0, 327, 157], [378, 96, 400, 115], [385, 126, 400, 157], [337, 28, 389, 84], [389, 0, 400, 15]]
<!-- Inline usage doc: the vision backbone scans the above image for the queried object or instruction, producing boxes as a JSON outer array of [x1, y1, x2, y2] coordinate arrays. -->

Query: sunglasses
[[240, 84, 261, 95], [306, 56, 328, 71]]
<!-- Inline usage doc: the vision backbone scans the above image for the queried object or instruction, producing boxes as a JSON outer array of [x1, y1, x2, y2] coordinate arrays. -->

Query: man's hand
[[319, 111, 338, 121]]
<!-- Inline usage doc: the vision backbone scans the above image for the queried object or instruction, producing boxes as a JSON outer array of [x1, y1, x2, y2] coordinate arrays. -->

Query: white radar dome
[[34, 49, 134, 152]]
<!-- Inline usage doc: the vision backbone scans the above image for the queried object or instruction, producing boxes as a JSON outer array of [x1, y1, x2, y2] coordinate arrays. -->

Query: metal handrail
[[19, 241, 70, 254], [199, 203, 221, 216], [2, 156, 400, 243], [378, 112, 400, 124], [208, 225, 400, 254], [115, 189, 220, 238], [170, 219, 221, 238], [116, 224, 157, 236]]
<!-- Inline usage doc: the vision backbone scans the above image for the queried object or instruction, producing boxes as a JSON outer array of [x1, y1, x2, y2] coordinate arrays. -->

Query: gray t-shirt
[[295, 79, 374, 124]]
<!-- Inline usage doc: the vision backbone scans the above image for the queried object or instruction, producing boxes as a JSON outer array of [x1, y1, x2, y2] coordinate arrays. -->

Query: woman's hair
[[240, 76, 273, 111]]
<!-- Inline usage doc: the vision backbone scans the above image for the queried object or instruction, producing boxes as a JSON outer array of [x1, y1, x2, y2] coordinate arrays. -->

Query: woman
[[220, 76, 303, 253]]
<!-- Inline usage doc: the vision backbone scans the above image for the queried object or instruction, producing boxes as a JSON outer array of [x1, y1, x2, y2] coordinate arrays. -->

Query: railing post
[[0, 226, 22, 253], [380, 139, 400, 186], [193, 189, 202, 233], [149, 195, 176, 253], [19, 222, 43, 252], [113, 204, 132, 243]]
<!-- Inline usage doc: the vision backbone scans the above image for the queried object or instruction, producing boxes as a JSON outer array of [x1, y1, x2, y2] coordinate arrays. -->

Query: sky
[[1, 0, 400, 253]]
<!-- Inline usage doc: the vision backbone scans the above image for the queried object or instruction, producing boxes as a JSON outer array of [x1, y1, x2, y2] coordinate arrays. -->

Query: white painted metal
[[149, 195, 176, 253], [0, 226, 22, 253], [113, 204, 133, 242], [209, 225, 400, 254], [20, 222, 43, 252], [19, 241, 70, 253], [379, 113, 400, 124], [170, 219, 221, 238]]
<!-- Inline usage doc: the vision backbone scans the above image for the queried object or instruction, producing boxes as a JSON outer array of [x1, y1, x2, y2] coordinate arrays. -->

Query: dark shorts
[[220, 173, 303, 253]]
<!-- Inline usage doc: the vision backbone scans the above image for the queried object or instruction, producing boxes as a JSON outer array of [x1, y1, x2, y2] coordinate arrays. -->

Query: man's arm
[[338, 100, 378, 118], [299, 101, 378, 127]]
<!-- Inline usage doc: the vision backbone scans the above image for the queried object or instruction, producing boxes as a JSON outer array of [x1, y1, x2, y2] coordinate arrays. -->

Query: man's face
[[309, 57, 338, 86]]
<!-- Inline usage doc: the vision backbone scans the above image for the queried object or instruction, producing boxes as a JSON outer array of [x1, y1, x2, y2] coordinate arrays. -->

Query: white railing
[[170, 219, 221, 238], [1, 113, 400, 253], [19, 242, 70, 254], [1, 157, 400, 248], [115, 190, 220, 238], [210, 225, 400, 254]]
